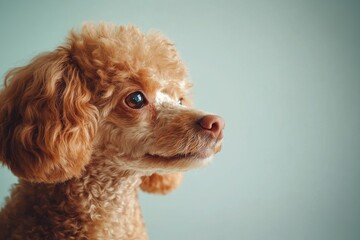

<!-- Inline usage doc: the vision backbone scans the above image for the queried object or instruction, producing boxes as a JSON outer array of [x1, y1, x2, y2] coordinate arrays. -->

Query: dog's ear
[[140, 173, 183, 195], [0, 49, 98, 183]]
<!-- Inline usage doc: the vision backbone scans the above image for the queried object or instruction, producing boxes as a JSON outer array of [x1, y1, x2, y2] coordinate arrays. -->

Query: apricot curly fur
[[0, 50, 98, 183], [140, 173, 183, 195], [0, 23, 224, 240]]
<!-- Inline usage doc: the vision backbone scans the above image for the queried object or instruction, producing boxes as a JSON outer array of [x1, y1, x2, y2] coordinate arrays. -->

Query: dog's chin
[[141, 140, 223, 171], [142, 152, 214, 171], [144, 152, 210, 162]]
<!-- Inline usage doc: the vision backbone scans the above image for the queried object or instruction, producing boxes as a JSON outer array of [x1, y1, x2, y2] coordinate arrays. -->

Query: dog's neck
[[65, 153, 147, 239], [8, 156, 147, 240]]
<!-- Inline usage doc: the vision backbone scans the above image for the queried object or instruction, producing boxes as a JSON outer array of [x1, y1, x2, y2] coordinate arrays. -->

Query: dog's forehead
[[151, 76, 190, 96], [155, 91, 176, 104], [154, 90, 189, 110], [154, 75, 186, 87]]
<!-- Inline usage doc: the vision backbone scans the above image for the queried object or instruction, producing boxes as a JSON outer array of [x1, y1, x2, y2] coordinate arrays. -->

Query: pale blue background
[[1, 1, 360, 239]]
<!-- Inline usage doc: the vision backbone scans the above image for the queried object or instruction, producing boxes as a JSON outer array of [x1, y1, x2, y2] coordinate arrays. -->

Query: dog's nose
[[198, 115, 225, 140]]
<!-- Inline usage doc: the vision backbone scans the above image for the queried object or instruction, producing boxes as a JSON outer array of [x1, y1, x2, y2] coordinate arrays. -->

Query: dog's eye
[[125, 91, 147, 109], [178, 98, 184, 106]]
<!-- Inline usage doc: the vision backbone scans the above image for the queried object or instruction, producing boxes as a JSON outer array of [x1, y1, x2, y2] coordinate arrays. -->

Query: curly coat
[[0, 23, 224, 240]]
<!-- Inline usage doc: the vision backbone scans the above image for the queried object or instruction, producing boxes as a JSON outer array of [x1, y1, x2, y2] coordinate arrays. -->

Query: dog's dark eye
[[178, 98, 184, 106], [125, 91, 147, 109]]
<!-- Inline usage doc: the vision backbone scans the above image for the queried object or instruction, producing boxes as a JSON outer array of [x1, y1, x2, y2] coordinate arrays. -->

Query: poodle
[[0, 23, 224, 240]]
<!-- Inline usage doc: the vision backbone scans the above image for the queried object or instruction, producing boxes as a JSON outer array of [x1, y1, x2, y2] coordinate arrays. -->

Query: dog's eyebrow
[[125, 76, 142, 84], [124, 74, 162, 95]]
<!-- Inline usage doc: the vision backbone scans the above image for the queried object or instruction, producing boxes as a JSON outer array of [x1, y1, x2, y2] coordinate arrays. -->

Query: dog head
[[0, 24, 224, 193]]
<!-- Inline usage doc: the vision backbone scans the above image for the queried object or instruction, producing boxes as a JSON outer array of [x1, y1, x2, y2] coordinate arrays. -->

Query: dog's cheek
[[101, 110, 154, 156]]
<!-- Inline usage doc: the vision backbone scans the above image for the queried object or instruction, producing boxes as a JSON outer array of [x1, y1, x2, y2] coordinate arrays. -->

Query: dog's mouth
[[144, 152, 207, 161], [123, 140, 223, 172], [144, 141, 222, 162]]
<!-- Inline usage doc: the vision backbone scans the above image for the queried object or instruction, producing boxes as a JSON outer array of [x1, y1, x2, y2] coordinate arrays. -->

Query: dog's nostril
[[198, 115, 225, 139]]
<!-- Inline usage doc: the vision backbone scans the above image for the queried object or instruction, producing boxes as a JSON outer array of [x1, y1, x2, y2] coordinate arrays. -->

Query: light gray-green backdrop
[[1, 1, 359, 239]]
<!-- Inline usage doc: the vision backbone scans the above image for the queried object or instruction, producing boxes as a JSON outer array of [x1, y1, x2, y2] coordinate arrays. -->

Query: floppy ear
[[0, 49, 98, 183], [140, 173, 183, 195]]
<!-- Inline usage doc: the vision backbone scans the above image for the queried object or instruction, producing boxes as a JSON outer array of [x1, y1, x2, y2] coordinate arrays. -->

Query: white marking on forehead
[[155, 91, 177, 105], [155, 91, 187, 109], [179, 80, 188, 90]]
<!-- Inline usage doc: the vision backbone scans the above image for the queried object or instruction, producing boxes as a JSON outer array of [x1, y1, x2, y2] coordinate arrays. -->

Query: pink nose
[[198, 115, 225, 140]]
